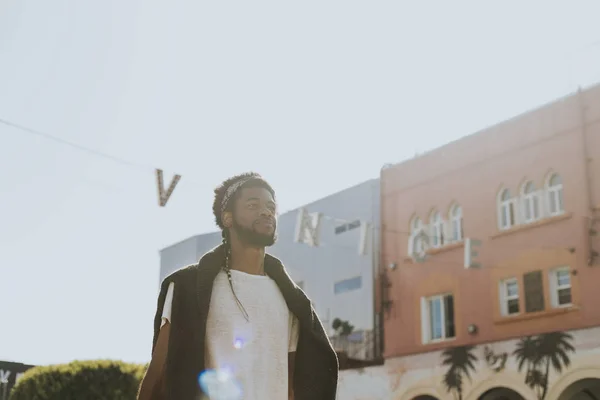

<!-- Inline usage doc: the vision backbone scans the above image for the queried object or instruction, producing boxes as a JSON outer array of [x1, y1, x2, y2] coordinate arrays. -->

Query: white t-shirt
[[161, 269, 300, 400]]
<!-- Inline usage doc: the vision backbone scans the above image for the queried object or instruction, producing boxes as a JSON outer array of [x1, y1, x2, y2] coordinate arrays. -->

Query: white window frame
[[429, 211, 444, 248], [499, 278, 520, 316], [549, 267, 572, 308], [449, 204, 463, 242], [498, 189, 518, 230], [420, 294, 455, 344], [546, 174, 564, 216], [521, 182, 541, 223], [409, 216, 424, 255]]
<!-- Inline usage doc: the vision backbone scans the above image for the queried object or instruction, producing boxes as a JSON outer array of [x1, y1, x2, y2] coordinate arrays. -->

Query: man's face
[[230, 186, 277, 247]]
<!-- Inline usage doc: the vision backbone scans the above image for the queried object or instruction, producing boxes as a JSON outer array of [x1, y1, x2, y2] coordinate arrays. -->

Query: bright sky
[[1, 0, 599, 366]]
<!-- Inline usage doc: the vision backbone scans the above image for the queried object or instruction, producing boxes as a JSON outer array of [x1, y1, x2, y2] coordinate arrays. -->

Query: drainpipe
[[374, 166, 386, 362], [371, 178, 379, 361], [576, 87, 597, 265]]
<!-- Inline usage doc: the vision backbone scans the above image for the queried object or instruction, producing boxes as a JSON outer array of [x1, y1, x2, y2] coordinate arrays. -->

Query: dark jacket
[[150, 244, 339, 400]]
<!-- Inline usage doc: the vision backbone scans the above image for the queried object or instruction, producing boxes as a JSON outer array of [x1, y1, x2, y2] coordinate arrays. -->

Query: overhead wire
[[0, 117, 152, 171], [0, 116, 210, 192]]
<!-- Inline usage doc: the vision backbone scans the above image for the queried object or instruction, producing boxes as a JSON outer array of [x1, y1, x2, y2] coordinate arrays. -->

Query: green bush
[[10, 359, 148, 400]]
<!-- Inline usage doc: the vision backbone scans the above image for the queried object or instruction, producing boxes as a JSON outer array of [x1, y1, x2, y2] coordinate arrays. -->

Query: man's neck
[[229, 242, 266, 275]]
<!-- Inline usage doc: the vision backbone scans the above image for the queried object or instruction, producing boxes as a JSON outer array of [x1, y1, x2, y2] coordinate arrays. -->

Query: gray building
[[159, 178, 380, 360]]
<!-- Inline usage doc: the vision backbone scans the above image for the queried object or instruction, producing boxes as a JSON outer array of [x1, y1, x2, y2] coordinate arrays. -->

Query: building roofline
[[159, 230, 219, 253], [278, 177, 379, 218], [384, 81, 600, 171]]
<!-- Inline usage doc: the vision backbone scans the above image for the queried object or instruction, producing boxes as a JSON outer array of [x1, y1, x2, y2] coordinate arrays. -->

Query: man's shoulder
[[160, 264, 198, 287]]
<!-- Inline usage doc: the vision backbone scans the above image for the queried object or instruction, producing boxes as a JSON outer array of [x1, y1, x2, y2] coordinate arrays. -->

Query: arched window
[[429, 211, 444, 248], [409, 216, 424, 255], [546, 173, 564, 216], [498, 189, 516, 230], [450, 204, 463, 242], [521, 181, 540, 223]]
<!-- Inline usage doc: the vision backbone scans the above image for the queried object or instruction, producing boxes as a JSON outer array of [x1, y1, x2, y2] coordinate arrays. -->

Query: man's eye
[[248, 204, 258, 209]]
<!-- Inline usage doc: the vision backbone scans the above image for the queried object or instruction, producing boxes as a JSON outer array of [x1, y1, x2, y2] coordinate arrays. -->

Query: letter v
[[156, 169, 181, 207]]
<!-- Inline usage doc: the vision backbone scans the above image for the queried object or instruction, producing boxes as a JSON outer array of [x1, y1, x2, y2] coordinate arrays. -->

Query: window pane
[[335, 225, 347, 234], [334, 276, 362, 294], [348, 220, 361, 230], [429, 298, 443, 340], [549, 193, 557, 214], [444, 295, 455, 338], [502, 206, 508, 227], [453, 206, 461, 217], [557, 270, 570, 286], [506, 281, 518, 297], [524, 199, 532, 220], [525, 182, 534, 193], [431, 227, 439, 246], [550, 174, 562, 186], [558, 190, 564, 211], [533, 196, 539, 218], [412, 218, 423, 233], [558, 288, 572, 305], [509, 203, 515, 225], [508, 299, 520, 314], [501, 190, 510, 201]]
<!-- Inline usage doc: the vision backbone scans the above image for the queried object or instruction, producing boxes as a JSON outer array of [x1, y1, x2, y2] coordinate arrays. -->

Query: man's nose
[[259, 207, 273, 217]]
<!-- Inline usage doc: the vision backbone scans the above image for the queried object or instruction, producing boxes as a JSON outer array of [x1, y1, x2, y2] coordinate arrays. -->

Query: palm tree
[[513, 336, 539, 374], [443, 368, 463, 400], [536, 331, 575, 399], [441, 346, 478, 400], [512, 332, 575, 400], [525, 368, 546, 399]]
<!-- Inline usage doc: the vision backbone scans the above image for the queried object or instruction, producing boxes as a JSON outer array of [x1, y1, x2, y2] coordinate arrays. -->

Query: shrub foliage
[[10, 359, 147, 400]]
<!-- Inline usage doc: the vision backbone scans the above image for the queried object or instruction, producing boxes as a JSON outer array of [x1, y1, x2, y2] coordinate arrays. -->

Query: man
[[138, 172, 338, 400]]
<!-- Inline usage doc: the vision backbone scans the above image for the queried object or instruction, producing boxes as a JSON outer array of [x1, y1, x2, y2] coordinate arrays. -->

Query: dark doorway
[[478, 387, 525, 400], [557, 378, 600, 400]]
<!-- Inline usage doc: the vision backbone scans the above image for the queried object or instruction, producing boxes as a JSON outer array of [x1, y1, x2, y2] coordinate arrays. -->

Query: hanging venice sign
[[155, 169, 181, 207]]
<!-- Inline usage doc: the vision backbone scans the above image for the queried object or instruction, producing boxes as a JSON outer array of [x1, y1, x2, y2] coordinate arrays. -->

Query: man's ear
[[222, 211, 233, 228]]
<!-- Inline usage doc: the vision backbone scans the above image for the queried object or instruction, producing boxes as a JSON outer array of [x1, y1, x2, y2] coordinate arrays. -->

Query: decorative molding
[[491, 213, 573, 239]]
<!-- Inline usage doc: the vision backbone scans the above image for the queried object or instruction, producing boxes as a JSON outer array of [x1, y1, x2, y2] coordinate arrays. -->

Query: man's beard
[[232, 219, 277, 247]]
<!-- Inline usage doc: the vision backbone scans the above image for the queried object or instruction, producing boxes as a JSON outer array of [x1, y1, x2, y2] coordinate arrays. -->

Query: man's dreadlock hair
[[211, 172, 276, 321], [212, 171, 275, 230]]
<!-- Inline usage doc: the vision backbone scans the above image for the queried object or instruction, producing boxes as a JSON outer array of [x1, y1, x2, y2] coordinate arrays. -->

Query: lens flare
[[198, 368, 242, 400], [233, 337, 245, 349]]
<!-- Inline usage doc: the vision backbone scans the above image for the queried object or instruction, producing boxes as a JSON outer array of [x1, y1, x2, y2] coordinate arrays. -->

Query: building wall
[[337, 326, 600, 400], [270, 179, 380, 337], [158, 179, 380, 358], [379, 84, 600, 360], [158, 232, 222, 283]]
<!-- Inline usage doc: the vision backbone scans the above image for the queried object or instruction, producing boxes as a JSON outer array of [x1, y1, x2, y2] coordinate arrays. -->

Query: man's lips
[[256, 219, 275, 227]]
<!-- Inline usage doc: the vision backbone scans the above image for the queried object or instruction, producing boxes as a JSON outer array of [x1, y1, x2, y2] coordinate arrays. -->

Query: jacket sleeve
[[152, 277, 174, 355]]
